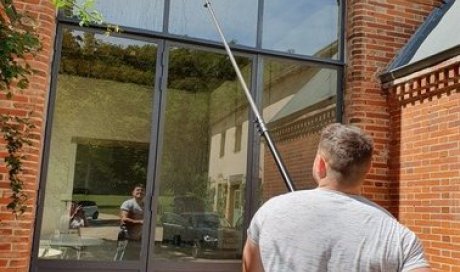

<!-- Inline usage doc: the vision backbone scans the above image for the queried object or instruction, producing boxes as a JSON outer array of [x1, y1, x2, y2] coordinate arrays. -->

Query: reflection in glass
[[262, 0, 339, 58], [38, 29, 156, 261], [169, 0, 257, 47], [154, 46, 250, 261], [73, 0, 164, 31], [260, 58, 337, 201]]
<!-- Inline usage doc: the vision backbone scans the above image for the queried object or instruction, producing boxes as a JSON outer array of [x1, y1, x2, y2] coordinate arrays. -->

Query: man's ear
[[314, 154, 327, 179], [317, 155, 327, 179]]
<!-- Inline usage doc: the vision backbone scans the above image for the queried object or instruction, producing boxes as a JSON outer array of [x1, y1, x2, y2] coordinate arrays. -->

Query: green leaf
[[17, 78, 28, 89], [7, 202, 16, 210], [5, 5, 18, 21]]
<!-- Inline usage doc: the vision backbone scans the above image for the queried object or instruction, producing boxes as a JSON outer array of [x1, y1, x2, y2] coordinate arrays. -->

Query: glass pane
[[169, 0, 257, 47], [38, 29, 156, 261], [262, 0, 339, 58], [73, 0, 164, 32], [260, 58, 337, 201], [154, 46, 250, 262]]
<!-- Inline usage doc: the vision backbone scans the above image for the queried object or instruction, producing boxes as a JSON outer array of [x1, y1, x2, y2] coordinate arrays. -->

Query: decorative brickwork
[[0, 1, 56, 271], [263, 107, 336, 198], [270, 106, 336, 143], [385, 57, 460, 272], [262, 132, 320, 200]]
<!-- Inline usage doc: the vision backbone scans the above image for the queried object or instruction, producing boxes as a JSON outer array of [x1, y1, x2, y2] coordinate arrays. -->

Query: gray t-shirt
[[120, 198, 144, 240], [248, 189, 429, 272]]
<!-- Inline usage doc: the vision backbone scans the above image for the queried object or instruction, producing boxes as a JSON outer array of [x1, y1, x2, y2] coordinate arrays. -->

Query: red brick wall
[[346, 0, 444, 210], [387, 59, 460, 272], [262, 107, 336, 199], [347, 1, 460, 270], [0, 1, 56, 271]]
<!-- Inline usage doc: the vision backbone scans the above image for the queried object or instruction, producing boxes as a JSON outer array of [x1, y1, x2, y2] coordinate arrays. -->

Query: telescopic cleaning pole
[[203, 0, 296, 192]]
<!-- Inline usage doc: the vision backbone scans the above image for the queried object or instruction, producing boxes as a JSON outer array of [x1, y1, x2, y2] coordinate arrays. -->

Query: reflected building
[[207, 42, 339, 225]]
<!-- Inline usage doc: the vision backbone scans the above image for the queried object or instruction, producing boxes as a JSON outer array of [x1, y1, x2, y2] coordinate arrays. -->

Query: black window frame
[[32, 0, 346, 271]]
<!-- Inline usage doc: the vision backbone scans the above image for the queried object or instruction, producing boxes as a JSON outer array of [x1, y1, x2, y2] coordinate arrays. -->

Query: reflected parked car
[[161, 212, 240, 258], [72, 187, 90, 195], [77, 200, 99, 220]]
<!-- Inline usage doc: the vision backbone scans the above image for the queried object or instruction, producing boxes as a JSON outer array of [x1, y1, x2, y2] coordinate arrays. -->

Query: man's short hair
[[319, 123, 373, 182], [132, 184, 145, 190]]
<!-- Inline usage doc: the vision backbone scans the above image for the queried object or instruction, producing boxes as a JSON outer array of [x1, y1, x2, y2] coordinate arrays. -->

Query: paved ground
[[59, 241, 239, 262], [46, 213, 240, 262]]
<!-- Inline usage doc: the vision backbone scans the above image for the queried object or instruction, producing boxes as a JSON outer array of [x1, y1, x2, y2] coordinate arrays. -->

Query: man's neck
[[317, 179, 361, 195], [134, 197, 143, 205]]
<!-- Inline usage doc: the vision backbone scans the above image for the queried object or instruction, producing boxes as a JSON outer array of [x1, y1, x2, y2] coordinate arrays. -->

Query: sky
[[76, 0, 339, 57]]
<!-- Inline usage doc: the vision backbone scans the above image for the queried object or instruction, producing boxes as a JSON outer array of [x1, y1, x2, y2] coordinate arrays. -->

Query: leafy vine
[[0, 0, 103, 216]]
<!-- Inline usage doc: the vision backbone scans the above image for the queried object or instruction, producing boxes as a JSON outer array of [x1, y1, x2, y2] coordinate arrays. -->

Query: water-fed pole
[[203, 0, 296, 192]]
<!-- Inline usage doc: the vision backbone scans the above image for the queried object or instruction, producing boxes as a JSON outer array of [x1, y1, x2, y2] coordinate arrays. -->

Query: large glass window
[[262, 0, 339, 58], [260, 58, 338, 200], [153, 45, 251, 261], [37, 1, 344, 270], [66, 0, 342, 60], [169, 0, 258, 47], [38, 29, 156, 261]]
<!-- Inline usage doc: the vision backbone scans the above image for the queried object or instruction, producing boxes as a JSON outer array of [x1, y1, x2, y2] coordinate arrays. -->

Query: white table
[[49, 234, 103, 260]]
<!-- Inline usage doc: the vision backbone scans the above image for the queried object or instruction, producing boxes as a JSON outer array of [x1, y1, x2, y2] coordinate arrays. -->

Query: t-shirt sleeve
[[120, 200, 131, 212], [247, 202, 270, 245], [401, 230, 430, 272], [247, 212, 261, 245]]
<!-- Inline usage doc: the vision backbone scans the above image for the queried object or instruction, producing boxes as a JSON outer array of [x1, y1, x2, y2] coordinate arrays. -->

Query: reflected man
[[119, 184, 145, 260]]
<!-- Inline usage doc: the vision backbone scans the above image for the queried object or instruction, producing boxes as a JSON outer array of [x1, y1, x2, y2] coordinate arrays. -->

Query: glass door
[[35, 27, 157, 269], [151, 44, 252, 267]]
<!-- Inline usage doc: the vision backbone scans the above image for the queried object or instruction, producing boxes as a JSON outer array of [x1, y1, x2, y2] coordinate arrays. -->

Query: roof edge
[[384, 0, 454, 72], [380, 44, 460, 83]]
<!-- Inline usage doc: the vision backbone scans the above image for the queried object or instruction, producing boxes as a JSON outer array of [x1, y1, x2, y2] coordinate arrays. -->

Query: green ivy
[[1, 0, 40, 216], [52, 0, 103, 26], [0, 0, 105, 216]]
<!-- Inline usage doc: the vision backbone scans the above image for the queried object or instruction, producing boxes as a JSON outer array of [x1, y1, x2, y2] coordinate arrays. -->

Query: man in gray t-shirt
[[120, 184, 145, 241], [117, 184, 145, 260], [243, 124, 431, 272]]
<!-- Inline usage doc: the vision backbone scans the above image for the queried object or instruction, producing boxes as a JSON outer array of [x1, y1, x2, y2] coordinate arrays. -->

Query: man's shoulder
[[351, 195, 396, 219], [258, 190, 316, 213], [263, 190, 308, 203], [120, 198, 135, 209]]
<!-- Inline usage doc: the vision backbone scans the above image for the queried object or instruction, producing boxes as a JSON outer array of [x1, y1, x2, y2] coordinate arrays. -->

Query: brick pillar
[[0, 1, 56, 271], [345, 0, 443, 211]]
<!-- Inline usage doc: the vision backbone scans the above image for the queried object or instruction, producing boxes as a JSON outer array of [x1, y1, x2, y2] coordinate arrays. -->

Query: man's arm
[[242, 239, 264, 272], [120, 210, 143, 224]]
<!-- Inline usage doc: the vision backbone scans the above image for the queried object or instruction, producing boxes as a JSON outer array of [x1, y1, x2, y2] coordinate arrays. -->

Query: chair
[[38, 240, 64, 259]]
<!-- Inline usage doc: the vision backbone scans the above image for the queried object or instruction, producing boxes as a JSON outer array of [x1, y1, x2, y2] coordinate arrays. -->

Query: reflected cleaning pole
[[203, 0, 296, 192]]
